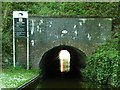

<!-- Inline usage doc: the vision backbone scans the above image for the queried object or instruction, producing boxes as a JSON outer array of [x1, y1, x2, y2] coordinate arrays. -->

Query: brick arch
[[39, 45, 86, 81], [29, 17, 112, 69]]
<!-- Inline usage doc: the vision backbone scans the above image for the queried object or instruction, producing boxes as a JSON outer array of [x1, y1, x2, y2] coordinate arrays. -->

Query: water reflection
[[35, 78, 116, 89], [36, 78, 83, 88]]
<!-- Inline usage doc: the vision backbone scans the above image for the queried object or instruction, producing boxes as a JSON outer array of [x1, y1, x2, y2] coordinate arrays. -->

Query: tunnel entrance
[[59, 50, 70, 72], [28, 17, 112, 69], [39, 45, 86, 81]]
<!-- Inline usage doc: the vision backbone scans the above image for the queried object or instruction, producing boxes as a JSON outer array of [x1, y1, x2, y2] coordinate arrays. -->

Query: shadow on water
[[35, 78, 117, 89], [38, 78, 82, 88]]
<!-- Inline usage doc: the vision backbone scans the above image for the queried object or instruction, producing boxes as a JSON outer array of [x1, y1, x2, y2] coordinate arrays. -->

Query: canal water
[[34, 78, 116, 89]]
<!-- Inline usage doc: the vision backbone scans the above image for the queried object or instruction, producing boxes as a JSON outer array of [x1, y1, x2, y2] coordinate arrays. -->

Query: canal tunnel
[[39, 45, 86, 81], [14, 17, 112, 70], [14, 17, 112, 88]]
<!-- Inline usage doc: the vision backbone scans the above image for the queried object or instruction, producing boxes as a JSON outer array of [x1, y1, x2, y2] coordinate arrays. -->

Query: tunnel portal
[[39, 45, 86, 81], [15, 17, 112, 69], [29, 17, 112, 69]]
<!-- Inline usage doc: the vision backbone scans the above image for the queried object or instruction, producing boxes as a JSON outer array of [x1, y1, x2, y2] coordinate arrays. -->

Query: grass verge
[[0, 66, 39, 89]]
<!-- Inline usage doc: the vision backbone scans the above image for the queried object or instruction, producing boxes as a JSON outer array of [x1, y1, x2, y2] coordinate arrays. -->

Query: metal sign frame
[[13, 11, 29, 70]]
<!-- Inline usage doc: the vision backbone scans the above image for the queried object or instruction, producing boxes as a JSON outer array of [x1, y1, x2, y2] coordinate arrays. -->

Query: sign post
[[13, 11, 29, 70]]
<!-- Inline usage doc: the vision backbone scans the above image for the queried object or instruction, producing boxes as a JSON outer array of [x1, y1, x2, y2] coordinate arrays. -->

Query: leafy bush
[[83, 31, 120, 88]]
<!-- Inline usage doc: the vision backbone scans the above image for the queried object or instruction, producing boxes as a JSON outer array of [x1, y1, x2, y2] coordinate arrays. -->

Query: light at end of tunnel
[[59, 50, 70, 72]]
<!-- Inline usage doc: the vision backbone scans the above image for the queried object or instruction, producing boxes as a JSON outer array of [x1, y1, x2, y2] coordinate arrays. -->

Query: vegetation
[[2, 2, 119, 88], [2, 2, 119, 62], [83, 30, 120, 88], [1, 66, 38, 88]]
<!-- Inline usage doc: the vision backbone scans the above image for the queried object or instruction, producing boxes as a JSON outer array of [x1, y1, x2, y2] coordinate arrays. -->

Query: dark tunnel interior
[[39, 45, 87, 81]]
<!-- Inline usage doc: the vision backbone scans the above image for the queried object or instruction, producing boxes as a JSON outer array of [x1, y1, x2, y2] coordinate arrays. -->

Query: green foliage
[[83, 31, 120, 88], [38, 2, 118, 16], [2, 2, 13, 62], [2, 2, 119, 60], [2, 2, 120, 88]]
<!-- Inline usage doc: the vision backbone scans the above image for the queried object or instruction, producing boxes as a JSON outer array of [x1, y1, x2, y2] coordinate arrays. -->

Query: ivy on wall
[[2, 2, 13, 61], [2, 2, 120, 88], [83, 30, 120, 88]]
